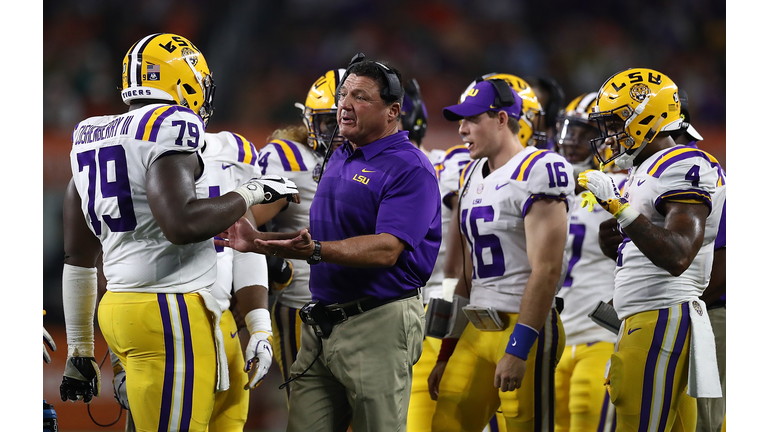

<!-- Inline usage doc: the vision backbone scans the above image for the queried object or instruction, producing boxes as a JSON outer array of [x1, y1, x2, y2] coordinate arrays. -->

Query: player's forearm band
[[615, 204, 640, 228], [62, 264, 98, 357], [505, 323, 539, 361], [244, 308, 272, 336], [437, 338, 459, 362]]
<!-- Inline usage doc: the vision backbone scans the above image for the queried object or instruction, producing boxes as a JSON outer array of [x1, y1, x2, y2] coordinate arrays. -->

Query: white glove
[[578, 170, 640, 227], [243, 309, 273, 389], [233, 175, 299, 207], [109, 349, 130, 410], [44, 326, 56, 363]]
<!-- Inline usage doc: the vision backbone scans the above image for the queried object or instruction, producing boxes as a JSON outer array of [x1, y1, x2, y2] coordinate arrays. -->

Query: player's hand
[[244, 331, 273, 389], [44, 326, 56, 363], [234, 175, 300, 207], [428, 360, 448, 401], [578, 170, 628, 216], [111, 360, 130, 410], [215, 217, 259, 253], [598, 218, 623, 261], [494, 353, 526, 392], [60, 356, 101, 403]]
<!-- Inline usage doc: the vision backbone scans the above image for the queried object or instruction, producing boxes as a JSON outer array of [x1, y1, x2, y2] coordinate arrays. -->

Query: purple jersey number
[[76, 145, 137, 235], [462, 205, 505, 278], [562, 223, 586, 288]]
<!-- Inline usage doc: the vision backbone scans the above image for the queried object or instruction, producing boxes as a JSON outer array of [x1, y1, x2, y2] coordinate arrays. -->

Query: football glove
[[110, 350, 130, 410], [60, 356, 101, 403], [243, 309, 273, 389], [578, 170, 640, 227], [233, 175, 299, 207], [44, 326, 56, 364], [266, 255, 294, 291]]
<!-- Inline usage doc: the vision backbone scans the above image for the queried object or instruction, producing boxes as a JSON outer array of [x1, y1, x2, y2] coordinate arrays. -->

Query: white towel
[[686, 299, 722, 398], [197, 289, 230, 393]]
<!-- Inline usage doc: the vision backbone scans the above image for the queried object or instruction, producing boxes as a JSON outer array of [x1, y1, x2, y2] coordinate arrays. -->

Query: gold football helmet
[[295, 69, 346, 154], [460, 73, 545, 146], [121, 33, 215, 125], [589, 68, 681, 169]]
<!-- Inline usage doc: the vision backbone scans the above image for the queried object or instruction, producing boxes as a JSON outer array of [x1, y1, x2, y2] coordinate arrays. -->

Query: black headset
[[526, 75, 565, 129], [485, 78, 516, 108], [336, 53, 402, 104]]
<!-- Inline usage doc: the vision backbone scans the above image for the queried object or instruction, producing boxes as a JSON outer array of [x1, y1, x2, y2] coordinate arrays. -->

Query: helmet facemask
[[557, 119, 599, 177]]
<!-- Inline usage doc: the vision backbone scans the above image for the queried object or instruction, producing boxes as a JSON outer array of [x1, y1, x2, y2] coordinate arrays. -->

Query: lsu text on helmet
[[460, 73, 545, 147], [295, 69, 346, 155], [589, 68, 681, 170], [121, 33, 216, 125], [401, 78, 428, 146]]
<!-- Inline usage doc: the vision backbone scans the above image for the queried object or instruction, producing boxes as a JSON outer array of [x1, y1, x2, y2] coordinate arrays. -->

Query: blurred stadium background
[[42, 1, 725, 431]]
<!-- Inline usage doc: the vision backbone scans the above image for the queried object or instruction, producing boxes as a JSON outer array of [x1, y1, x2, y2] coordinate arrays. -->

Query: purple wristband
[[505, 323, 539, 360]]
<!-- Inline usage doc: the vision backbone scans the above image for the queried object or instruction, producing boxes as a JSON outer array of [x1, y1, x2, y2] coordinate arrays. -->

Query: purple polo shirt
[[309, 130, 442, 304]]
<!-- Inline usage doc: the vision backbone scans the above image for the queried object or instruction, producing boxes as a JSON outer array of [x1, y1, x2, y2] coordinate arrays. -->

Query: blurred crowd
[[44, 0, 725, 133]]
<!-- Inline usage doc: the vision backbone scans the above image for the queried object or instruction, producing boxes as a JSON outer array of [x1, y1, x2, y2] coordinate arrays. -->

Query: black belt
[[325, 288, 421, 325]]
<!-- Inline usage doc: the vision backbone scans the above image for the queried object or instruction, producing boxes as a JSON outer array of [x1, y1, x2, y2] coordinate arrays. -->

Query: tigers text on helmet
[[556, 92, 609, 176], [295, 69, 346, 155], [121, 33, 216, 126], [460, 73, 545, 147], [589, 68, 681, 170], [401, 78, 428, 146]]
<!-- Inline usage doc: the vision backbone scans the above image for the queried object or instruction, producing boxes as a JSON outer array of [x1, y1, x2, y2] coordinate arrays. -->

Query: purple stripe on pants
[[656, 303, 690, 431], [638, 308, 669, 431], [157, 294, 174, 432], [597, 389, 610, 432], [176, 294, 195, 432]]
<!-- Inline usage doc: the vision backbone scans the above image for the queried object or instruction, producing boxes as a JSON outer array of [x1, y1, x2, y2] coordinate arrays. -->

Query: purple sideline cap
[[443, 80, 523, 122]]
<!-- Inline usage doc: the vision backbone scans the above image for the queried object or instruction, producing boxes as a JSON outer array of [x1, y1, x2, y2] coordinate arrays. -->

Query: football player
[[580, 68, 725, 431], [460, 73, 548, 148], [525, 75, 566, 150], [60, 33, 297, 431], [429, 78, 573, 431], [670, 89, 726, 432], [553, 92, 625, 432], [250, 69, 346, 403], [400, 78, 471, 432]]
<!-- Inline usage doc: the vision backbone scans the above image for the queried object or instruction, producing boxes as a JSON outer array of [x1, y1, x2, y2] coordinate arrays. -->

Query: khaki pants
[[286, 295, 425, 432], [695, 307, 726, 432]]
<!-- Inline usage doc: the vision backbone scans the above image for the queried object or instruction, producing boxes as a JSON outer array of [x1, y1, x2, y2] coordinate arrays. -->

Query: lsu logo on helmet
[[121, 33, 216, 125], [295, 69, 346, 154], [589, 68, 681, 169], [460, 73, 545, 147]]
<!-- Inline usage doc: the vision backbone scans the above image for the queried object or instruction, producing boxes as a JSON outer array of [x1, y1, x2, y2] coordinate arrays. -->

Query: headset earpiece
[[487, 79, 515, 108], [336, 52, 402, 103]]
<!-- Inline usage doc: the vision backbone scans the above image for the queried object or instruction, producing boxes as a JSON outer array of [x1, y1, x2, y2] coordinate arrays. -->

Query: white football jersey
[[256, 138, 324, 309], [203, 131, 268, 312], [422, 145, 471, 303], [69, 103, 216, 293], [559, 173, 626, 346], [459, 147, 575, 314], [613, 146, 725, 320]]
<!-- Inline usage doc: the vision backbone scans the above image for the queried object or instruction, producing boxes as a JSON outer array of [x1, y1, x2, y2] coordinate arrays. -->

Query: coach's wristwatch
[[306, 240, 322, 265]]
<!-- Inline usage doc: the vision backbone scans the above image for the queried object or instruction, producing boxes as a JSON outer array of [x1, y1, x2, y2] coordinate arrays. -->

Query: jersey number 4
[[77, 145, 137, 236]]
